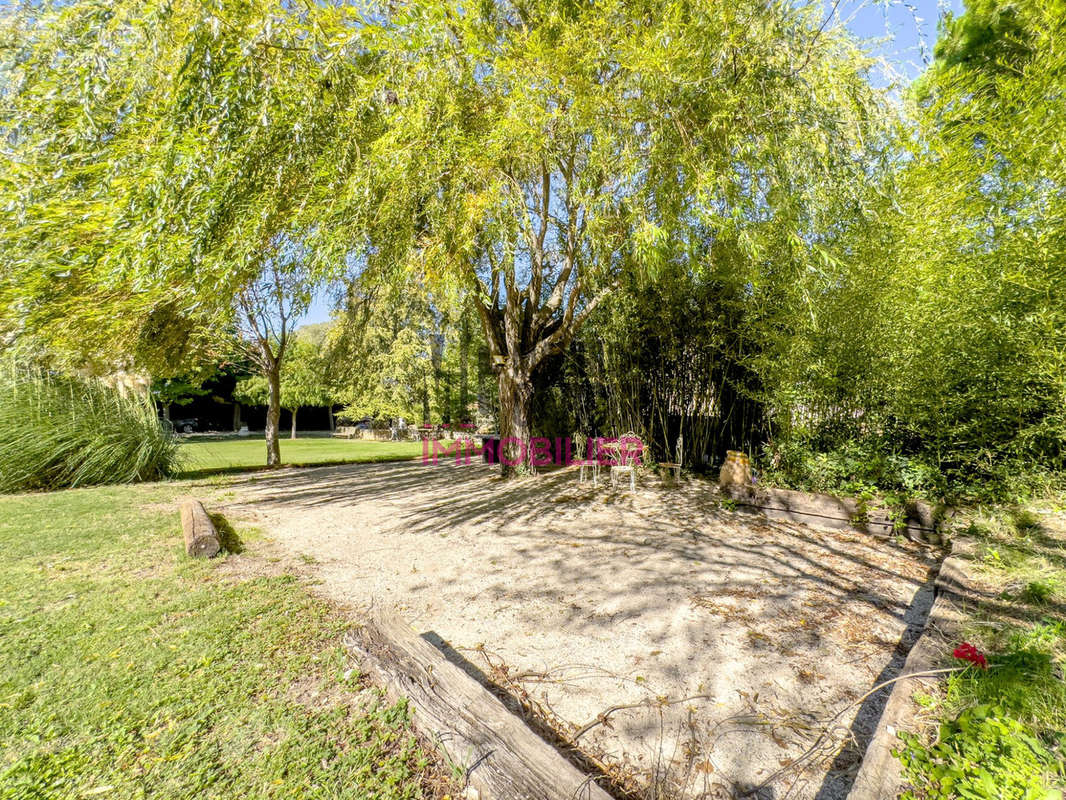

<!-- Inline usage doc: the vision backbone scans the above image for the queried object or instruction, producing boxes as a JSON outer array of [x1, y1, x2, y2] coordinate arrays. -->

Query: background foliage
[[0, 0, 1064, 498], [527, 0, 1066, 502]]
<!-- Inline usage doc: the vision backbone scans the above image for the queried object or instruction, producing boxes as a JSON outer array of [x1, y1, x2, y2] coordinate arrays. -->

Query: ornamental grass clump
[[0, 369, 179, 492]]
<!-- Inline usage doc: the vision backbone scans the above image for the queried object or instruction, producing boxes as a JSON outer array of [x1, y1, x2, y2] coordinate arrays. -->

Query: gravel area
[[217, 460, 939, 800]]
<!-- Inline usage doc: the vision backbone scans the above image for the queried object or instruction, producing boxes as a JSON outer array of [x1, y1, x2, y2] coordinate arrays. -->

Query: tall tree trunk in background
[[431, 333, 443, 420], [458, 313, 471, 421], [464, 164, 612, 476], [232, 402, 241, 432], [237, 266, 295, 470], [290, 407, 298, 440], [328, 406, 335, 432], [497, 367, 533, 470], [162, 403, 171, 422], [264, 364, 282, 466]]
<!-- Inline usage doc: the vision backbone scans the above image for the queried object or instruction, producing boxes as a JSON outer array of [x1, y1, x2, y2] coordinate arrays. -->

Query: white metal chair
[[575, 433, 599, 486], [610, 431, 642, 491]]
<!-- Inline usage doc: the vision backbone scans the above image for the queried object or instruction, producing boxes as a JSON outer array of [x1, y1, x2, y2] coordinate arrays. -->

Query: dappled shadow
[[813, 569, 937, 800], [222, 459, 942, 798], [229, 460, 930, 612]]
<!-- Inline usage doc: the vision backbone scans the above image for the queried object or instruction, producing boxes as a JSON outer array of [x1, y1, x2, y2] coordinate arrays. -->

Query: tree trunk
[[290, 407, 298, 440], [328, 406, 335, 432], [497, 366, 534, 477], [265, 366, 282, 467], [458, 314, 470, 421], [467, 245, 611, 478], [162, 403, 171, 422], [232, 402, 241, 432]]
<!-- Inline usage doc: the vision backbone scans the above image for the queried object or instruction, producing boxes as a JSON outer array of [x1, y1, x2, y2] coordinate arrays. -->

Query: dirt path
[[214, 460, 939, 800]]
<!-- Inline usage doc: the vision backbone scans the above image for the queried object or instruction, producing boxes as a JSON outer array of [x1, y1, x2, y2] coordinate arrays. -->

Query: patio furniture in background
[[660, 434, 683, 481], [574, 433, 598, 486], [609, 432, 641, 491]]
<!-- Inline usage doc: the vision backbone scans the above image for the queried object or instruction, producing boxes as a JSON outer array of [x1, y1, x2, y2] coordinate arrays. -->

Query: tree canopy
[[2, 0, 1064, 495]]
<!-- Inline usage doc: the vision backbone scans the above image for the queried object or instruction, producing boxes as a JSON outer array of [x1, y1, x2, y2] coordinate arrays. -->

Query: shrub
[[0, 369, 179, 492], [1021, 580, 1057, 605], [760, 437, 941, 499], [897, 705, 1065, 800]]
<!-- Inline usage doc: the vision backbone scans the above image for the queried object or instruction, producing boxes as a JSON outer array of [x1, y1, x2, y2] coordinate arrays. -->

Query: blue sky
[[301, 0, 966, 326], [833, 0, 965, 85]]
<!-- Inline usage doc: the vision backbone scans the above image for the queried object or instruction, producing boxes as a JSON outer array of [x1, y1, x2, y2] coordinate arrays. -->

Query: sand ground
[[213, 460, 939, 800]]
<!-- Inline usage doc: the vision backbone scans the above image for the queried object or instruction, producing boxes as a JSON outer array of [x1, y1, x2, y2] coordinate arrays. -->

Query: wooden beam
[[354, 607, 615, 800], [180, 499, 221, 558], [723, 485, 947, 544]]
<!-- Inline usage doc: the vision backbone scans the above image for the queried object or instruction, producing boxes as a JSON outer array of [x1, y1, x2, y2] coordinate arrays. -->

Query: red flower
[[953, 642, 988, 669]]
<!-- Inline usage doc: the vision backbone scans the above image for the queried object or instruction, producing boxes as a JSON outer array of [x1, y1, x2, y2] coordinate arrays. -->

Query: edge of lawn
[[174, 438, 458, 480], [0, 482, 459, 799], [888, 505, 1066, 799], [175, 452, 434, 480]]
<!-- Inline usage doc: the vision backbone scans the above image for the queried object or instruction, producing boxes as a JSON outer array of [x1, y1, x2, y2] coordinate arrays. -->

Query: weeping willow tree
[[305, 0, 889, 472], [0, 0, 369, 464], [1, 0, 890, 476]]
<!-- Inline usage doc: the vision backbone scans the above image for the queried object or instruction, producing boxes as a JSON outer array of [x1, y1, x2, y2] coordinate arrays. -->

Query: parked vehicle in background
[[169, 418, 199, 434]]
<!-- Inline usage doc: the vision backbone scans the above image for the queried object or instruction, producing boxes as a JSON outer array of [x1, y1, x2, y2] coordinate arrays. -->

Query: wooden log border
[[180, 499, 221, 558], [845, 538, 976, 800], [722, 484, 952, 544], [350, 606, 615, 800]]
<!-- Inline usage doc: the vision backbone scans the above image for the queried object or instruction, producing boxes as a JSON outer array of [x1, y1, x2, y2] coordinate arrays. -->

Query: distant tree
[[231, 244, 324, 461], [234, 327, 334, 441], [278, 337, 333, 439], [231, 377, 268, 422], [151, 375, 210, 423], [327, 279, 441, 425]]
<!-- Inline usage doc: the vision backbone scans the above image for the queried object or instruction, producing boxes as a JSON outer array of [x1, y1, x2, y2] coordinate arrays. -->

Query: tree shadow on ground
[[222, 460, 944, 798]]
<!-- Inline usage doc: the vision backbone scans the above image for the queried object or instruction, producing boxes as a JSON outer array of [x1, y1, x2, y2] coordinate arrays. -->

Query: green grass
[[177, 437, 441, 478], [897, 506, 1066, 798], [0, 484, 449, 799]]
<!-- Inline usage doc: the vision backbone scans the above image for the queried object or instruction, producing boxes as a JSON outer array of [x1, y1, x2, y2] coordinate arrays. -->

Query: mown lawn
[[177, 437, 438, 477], [0, 484, 451, 800]]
